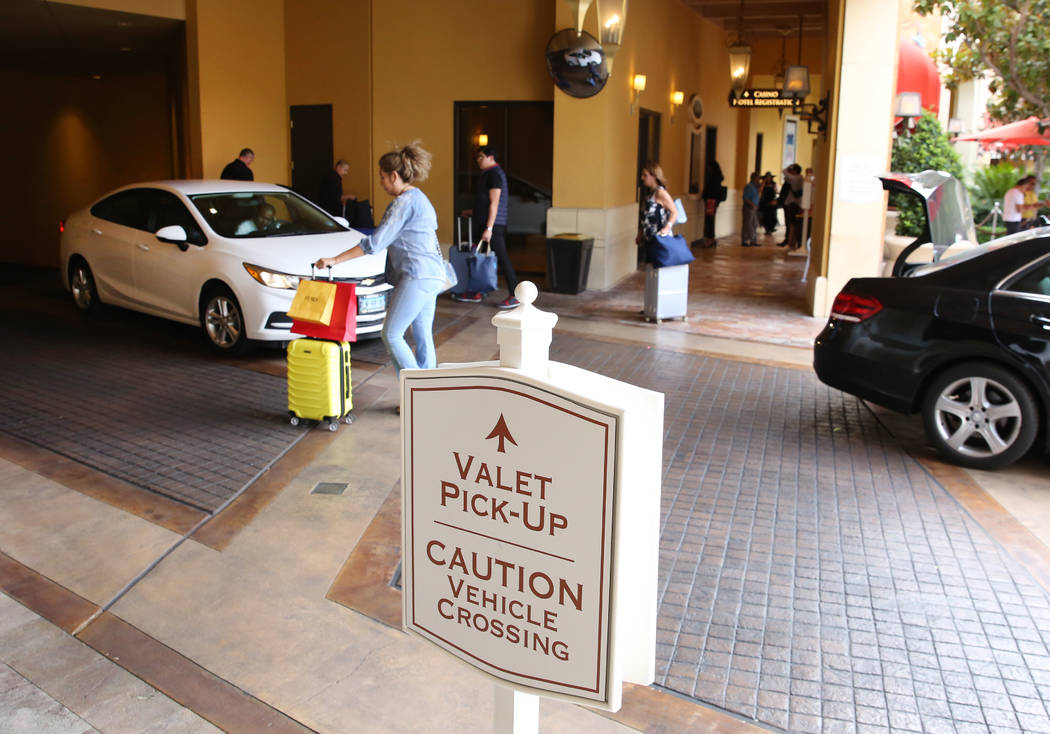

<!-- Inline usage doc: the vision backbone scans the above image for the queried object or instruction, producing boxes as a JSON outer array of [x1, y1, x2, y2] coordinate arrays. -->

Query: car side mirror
[[156, 225, 190, 251], [156, 225, 188, 244], [332, 216, 350, 228]]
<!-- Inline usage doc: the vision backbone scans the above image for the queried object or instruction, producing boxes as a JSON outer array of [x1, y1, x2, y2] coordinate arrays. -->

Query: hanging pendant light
[[783, 14, 810, 99], [727, 0, 750, 92]]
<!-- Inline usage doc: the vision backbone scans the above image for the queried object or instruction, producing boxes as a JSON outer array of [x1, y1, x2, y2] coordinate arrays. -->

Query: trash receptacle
[[546, 234, 594, 294]]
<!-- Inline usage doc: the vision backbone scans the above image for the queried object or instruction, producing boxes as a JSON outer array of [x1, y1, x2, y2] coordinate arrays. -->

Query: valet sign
[[402, 374, 618, 704]]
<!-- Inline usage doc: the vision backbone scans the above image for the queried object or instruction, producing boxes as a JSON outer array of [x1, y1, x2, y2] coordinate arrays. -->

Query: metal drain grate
[[311, 482, 349, 495]]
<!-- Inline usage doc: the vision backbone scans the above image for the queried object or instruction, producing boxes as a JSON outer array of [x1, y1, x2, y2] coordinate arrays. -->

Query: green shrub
[[889, 112, 964, 237], [969, 162, 1024, 223]]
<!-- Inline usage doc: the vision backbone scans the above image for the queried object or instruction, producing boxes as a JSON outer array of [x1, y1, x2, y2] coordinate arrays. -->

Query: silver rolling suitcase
[[644, 263, 688, 322]]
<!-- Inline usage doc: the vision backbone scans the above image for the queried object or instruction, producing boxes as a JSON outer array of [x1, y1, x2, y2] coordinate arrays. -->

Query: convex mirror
[[545, 29, 608, 99]]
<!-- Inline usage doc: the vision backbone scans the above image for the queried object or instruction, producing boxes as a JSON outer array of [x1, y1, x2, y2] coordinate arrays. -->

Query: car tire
[[921, 362, 1038, 470], [200, 285, 250, 355], [69, 258, 100, 314]]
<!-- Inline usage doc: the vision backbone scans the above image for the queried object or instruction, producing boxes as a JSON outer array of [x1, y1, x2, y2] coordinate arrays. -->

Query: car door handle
[[136, 243, 150, 252], [1030, 315, 1050, 330]]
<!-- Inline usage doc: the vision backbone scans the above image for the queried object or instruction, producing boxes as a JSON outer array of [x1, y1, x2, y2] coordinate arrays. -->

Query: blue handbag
[[465, 241, 499, 293], [646, 233, 695, 268]]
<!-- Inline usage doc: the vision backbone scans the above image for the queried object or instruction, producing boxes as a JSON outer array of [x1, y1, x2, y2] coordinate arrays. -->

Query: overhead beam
[[688, 1, 825, 19]]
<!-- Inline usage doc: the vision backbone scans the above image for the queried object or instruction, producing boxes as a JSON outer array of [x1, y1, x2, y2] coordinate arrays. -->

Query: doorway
[[636, 109, 662, 264], [290, 104, 333, 204], [454, 102, 553, 277], [636, 108, 661, 200], [705, 125, 718, 179]]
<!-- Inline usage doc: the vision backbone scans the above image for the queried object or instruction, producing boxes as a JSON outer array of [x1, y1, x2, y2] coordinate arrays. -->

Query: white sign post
[[401, 283, 663, 730]]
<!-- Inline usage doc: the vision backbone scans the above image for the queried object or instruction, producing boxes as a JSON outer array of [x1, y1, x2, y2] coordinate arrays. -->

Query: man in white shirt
[[1003, 178, 1029, 235]]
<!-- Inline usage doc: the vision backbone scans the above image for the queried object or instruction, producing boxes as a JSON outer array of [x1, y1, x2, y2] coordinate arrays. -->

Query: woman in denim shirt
[[316, 143, 445, 375]]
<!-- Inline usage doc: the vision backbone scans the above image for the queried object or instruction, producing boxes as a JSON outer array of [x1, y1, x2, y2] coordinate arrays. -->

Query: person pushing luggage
[[315, 142, 445, 377]]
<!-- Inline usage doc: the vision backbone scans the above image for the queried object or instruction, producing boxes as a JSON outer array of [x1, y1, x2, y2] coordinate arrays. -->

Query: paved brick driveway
[[552, 333, 1050, 734], [0, 289, 302, 513]]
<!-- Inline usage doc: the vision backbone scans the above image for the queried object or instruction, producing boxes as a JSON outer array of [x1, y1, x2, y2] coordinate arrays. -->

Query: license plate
[[358, 291, 387, 314]]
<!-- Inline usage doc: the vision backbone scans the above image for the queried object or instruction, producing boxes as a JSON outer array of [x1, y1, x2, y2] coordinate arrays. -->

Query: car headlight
[[243, 263, 301, 289]]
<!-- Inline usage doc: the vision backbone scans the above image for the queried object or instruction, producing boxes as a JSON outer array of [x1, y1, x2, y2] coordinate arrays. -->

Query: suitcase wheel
[[327, 420, 339, 432], [289, 414, 301, 427], [343, 413, 355, 425]]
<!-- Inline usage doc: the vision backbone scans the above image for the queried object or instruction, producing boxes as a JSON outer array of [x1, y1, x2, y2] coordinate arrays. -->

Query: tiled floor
[[536, 233, 826, 348], [550, 334, 1050, 733], [0, 312, 304, 513]]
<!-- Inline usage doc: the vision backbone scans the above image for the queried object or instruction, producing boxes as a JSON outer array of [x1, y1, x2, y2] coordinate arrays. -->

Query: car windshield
[[190, 191, 344, 238]]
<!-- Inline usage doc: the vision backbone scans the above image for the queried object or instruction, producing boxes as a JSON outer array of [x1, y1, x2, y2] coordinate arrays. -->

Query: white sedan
[[59, 180, 391, 354]]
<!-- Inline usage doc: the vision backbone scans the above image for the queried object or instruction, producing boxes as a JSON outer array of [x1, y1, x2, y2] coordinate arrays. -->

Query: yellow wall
[[553, 0, 738, 208], [370, 0, 555, 242], [810, 0, 845, 302], [1, 69, 174, 268], [810, 0, 899, 316], [284, 0, 373, 199], [186, 0, 288, 183]]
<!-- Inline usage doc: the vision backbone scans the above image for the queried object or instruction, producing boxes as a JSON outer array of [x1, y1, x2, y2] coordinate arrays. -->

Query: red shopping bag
[[291, 280, 357, 341]]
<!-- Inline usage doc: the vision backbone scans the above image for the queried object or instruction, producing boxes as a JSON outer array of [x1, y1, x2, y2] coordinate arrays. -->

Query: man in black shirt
[[221, 148, 254, 181], [319, 160, 356, 217], [454, 145, 519, 308]]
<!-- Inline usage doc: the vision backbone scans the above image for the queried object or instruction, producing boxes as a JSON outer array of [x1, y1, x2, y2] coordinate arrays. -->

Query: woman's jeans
[[382, 277, 444, 375]]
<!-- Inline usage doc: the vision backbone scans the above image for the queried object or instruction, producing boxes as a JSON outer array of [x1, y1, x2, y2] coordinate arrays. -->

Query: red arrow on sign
[[485, 414, 517, 453]]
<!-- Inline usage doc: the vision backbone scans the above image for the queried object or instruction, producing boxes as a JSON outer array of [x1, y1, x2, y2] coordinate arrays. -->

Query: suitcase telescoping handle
[[309, 264, 334, 281], [456, 215, 473, 252], [456, 215, 489, 254]]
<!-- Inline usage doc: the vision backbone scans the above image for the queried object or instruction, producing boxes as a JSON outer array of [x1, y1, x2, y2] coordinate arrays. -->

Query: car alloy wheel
[[201, 286, 248, 354], [70, 259, 99, 313], [922, 362, 1038, 470]]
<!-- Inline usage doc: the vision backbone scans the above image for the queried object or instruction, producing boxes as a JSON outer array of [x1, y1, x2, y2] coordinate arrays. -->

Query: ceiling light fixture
[[727, 0, 750, 93]]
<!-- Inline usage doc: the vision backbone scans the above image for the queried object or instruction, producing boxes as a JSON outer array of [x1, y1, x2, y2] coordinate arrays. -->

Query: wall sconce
[[595, 0, 628, 74], [783, 65, 810, 99], [477, 133, 488, 146], [564, 0, 594, 36], [797, 92, 831, 138], [670, 90, 684, 120], [895, 92, 922, 118], [895, 91, 922, 133], [630, 73, 646, 114]]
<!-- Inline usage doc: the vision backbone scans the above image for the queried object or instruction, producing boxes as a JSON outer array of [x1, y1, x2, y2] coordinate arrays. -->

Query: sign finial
[[491, 281, 558, 376]]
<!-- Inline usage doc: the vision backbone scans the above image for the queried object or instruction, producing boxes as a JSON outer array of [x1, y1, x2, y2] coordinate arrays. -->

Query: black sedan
[[814, 229, 1050, 469]]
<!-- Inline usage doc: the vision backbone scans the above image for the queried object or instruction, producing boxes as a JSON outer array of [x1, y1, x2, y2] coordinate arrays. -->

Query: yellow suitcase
[[287, 338, 353, 431]]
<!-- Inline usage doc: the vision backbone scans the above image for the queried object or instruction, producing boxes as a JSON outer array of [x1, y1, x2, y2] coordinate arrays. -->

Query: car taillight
[[830, 292, 883, 322]]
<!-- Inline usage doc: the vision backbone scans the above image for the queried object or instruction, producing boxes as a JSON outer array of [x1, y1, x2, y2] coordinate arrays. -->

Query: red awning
[[955, 116, 1050, 148], [897, 39, 940, 116]]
